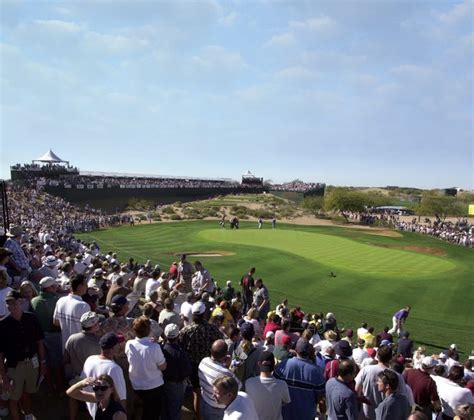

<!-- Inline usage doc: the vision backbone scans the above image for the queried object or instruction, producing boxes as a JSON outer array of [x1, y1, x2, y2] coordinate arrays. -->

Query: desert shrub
[[170, 214, 182, 220], [162, 206, 176, 215]]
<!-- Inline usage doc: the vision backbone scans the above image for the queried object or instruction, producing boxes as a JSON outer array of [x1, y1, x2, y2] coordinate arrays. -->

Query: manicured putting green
[[77, 220, 474, 355], [199, 229, 455, 277]]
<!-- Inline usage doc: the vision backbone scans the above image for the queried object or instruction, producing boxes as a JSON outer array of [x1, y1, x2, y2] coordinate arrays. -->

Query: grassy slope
[[77, 220, 474, 355]]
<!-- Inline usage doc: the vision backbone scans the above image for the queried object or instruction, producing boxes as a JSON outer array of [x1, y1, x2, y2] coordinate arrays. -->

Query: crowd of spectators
[[271, 181, 325, 193], [395, 218, 473, 248], [4, 185, 128, 234], [11, 163, 79, 175], [34, 175, 243, 190], [342, 210, 473, 248], [0, 216, 473, 420]]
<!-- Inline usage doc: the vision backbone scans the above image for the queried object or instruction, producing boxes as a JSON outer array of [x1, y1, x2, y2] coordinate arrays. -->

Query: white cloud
[[191, 45, 246, 71], [435, 0, 472, 25], [32, 19, 83, 34], [264, 32, 295, 48], [391, 64, 437, 80], [264, 15, 336, 48], [289, 16, 337, 33], [82, 31, 149, 54], [301, 51, 366, 68], [274, 66, 317, 81], [218, 11, 237, 27]]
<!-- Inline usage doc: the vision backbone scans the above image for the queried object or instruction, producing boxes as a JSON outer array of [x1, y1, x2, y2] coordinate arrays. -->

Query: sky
[[1, 0, 473, 189]]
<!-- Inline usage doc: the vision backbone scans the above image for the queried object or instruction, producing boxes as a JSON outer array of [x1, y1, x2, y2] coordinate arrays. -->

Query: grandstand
[[10, 150, 268, 211]]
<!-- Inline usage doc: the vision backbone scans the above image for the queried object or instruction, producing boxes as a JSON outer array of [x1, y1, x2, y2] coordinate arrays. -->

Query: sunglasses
[[92, 385, 109, 392]]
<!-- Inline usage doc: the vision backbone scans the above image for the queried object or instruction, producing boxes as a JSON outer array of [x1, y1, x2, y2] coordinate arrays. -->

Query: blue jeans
[[161, 381, 186, 420], [199, 397, 224, 420]]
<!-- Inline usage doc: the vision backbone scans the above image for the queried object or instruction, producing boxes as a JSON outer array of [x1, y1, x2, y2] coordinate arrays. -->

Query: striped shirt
[[198, 357, 241, 408], [53, 294, 90, 350]]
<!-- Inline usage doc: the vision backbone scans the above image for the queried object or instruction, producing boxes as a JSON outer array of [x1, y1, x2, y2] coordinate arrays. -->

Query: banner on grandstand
[[87, 184, 94, 189], [97, 184, 103, 189], [77, 184, 84, 189], [469, 204, 474, 216], [65, 184, 72, 189]]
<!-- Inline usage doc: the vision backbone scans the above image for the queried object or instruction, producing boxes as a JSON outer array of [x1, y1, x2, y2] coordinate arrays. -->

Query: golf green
[[77, 220, 474, 355]]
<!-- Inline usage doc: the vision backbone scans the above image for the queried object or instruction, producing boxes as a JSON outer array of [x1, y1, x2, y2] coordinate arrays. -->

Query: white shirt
[[432, 375, 474, 417], [54, 294, 90, 350], [352, 347, 369, 366], [245, 376, 290, 420], [82, 355, 127, 418], [145, 278, 160, 300], [224, 392, 259, 420], [180, 301, 193, 326], [125, 337, 166, 390]]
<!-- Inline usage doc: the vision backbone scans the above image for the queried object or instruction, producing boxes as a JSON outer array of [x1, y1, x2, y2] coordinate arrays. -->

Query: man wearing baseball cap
[[179, 300, 223, 417], [162, 323, 193, 420], [31, 277, 63, 393], [81, 332, 127, 418], [0, 290, 46, 420], [274, 339, 325, 420], [64, 311, 102, 420], [245, 350, 291, 420]]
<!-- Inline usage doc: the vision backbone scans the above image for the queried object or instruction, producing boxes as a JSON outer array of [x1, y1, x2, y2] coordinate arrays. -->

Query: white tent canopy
[[33, 149, 69, 165]]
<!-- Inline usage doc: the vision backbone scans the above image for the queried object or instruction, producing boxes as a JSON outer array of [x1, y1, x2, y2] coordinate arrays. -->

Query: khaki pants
[[7, 359, 39, 401]]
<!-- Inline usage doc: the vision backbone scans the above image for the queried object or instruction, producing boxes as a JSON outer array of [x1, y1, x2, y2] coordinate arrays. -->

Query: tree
[[324, 189, 369, 214], [302, 196, 325, 215], [415, 194, 466, 219]]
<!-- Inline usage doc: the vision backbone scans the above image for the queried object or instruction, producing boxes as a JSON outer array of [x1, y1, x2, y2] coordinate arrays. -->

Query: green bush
[[162, 206, 176, 215], [170, 214, 182, 220]]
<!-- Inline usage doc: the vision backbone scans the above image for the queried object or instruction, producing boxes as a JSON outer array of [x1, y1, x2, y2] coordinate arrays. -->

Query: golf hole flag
[[469, 204, 474, 216]]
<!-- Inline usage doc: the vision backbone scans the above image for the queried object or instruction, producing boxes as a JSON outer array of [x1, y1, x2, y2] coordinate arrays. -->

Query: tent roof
[[33, 149, 68, 163]]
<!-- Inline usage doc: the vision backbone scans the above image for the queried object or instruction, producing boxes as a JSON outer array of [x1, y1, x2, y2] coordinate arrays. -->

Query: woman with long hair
[[66, 374, 126, 420]]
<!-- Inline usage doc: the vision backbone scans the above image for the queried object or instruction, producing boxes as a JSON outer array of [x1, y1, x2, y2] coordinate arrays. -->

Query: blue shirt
[[394, 309, 409, 320], [325, 377, 358, 420], [274, 356, 325, 420]]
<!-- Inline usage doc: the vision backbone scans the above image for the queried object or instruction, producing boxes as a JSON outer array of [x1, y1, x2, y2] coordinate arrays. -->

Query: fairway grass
[[77, 220, 474, 355]]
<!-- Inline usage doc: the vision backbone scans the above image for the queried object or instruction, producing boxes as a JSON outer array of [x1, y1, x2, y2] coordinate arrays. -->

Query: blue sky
[[1, 0, 472, 189]]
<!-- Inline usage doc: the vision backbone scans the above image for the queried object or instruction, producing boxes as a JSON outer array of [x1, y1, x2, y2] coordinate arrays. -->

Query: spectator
[[66, 374, 126, 420], [274, 339, 325, 420], [431, 365, 474, 419], [158, 297, 182, 330], [231, 322, 261, 386], [125, 316, 167, 420], [355, 345, 407, 419], [375, 369, 411, 420], [403, 356, 440, 419], [222, 280, 235, 302], [198, 339, 241, 419], [179, 301, 223, 416], [177, 254, 194, 294], [161, 323, 192, 420], [376, 326, 393, 347], [0, 290, 46, 420], [53, 274, 90, 350], [326, 359, 359, 420], [4, 225, 30, 279], [353, 338, 369, 367], [212, 375, 258, 420], [240, 267, 255, 314], [245, 350, 291, 420], [30, 276, 63, 393], [253, 278, 270, 321], [397, 331, 414, 358], [82, 332, 127, 418]]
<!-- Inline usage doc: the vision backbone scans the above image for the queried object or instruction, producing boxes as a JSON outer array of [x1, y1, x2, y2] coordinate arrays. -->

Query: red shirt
[[263, 321, 281, 338], [404, 368, 439, 407]]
